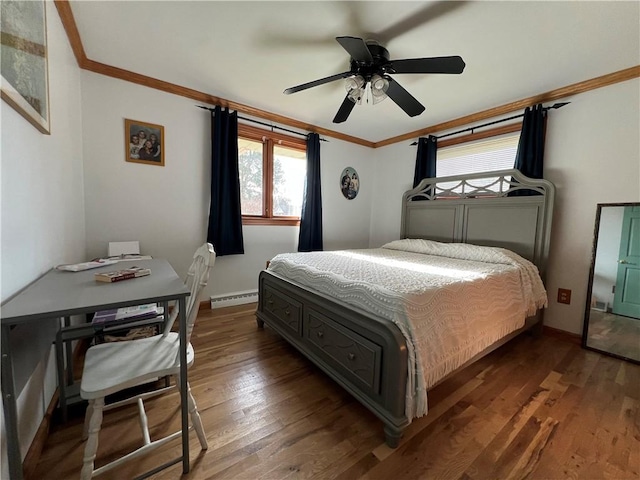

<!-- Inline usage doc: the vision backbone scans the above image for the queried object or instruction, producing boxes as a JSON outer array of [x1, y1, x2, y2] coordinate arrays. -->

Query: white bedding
[[267, 239, 547, 421]]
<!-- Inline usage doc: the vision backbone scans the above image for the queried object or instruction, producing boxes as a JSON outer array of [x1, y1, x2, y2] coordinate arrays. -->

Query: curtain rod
[[410, 102, 570, 145], [196, 105, 327, 141]]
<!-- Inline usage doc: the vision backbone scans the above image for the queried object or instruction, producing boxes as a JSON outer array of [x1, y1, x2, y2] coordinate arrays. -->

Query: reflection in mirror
[[583, 203, 640, 364]]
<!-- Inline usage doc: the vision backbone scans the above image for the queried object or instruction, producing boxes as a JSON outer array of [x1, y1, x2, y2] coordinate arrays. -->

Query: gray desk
[[1, 259, 191, 479]]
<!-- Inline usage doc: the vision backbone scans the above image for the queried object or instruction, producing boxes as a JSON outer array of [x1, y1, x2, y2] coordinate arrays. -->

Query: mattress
[[267, 239, 548, 420]]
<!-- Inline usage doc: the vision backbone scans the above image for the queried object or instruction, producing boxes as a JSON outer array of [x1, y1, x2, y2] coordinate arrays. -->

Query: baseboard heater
[[210, 290, 258, 309], [591, 300, 609, 312]]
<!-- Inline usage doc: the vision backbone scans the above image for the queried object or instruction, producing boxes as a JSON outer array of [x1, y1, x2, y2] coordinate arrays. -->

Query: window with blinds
[[436, 132, 520, 193]]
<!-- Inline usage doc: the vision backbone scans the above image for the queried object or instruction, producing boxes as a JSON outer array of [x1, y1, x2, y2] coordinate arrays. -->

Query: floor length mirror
[[583, 203, 640, 363]]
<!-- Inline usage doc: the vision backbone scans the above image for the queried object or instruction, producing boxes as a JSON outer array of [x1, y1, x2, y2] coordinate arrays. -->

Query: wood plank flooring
[[32, 304, 639, 479]]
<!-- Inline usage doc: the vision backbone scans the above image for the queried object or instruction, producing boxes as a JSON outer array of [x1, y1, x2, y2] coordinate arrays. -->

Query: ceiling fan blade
[[375, 1, 468, 44], [284, 71, 353, 94], [333, 95, 357, 123], [336, 36, 373, 64], [385, 77, 425, 117], [388, 56, 466, 74]]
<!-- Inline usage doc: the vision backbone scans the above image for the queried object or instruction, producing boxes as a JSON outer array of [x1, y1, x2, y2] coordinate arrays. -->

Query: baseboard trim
[[543, 325, 582, 346]]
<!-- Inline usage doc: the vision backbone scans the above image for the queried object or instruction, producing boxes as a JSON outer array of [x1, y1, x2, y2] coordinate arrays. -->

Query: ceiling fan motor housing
[[349, 41, 391, 81]]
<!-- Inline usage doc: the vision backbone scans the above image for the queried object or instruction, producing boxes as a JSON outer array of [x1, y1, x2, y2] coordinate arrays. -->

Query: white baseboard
[[210, 290, 258, 309]]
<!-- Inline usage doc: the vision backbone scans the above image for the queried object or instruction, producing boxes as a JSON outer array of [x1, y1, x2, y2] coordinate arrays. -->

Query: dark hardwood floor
[[32, 304, 640, 479]]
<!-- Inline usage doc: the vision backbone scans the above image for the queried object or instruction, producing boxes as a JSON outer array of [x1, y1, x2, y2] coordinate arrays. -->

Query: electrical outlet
[[557, 288, 572, 305]]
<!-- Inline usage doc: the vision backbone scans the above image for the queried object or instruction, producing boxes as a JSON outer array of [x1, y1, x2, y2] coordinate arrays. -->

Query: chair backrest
[[162, 243, 216, 343]]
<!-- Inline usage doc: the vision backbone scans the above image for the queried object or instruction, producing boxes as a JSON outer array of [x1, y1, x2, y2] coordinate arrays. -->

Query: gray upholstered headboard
[[401, 169, 555, 277]]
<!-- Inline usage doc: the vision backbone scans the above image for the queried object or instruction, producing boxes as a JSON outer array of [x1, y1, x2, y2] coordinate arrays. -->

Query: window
[[238, 124, 306, 225], [436, 132, 520, 192]]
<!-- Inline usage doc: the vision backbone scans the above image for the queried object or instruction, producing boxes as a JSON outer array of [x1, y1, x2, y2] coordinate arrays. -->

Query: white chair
[[79, 243, 216, 479], [55, 304, 168, 423]]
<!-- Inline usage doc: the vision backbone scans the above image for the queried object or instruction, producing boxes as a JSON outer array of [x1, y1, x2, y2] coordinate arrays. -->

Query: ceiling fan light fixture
[[347, 88, 364, 104], [371, 74, 389, 92], [370, 74, 389, 104], [345, 75, 365, 104], [345, 75, 365, 91]]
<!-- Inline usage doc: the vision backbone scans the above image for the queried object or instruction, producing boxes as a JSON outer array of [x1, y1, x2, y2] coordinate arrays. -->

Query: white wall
[[77, 50, 638, 340], [370, 79, 640, 335], [0, 0, 85, 475], [320, 139, 373, 251], [80, 72, 374, 300], [80, 72, 211, 280], [368, 142, 416, 248], [543, 80, 639, 334]]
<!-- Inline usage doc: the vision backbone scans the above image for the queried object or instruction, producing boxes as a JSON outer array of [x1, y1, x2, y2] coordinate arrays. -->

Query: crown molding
[[55, 1, 639, 149], [53, 1, 374, 148], [54, 0, 87, 66], [373, 65, 640, 148]]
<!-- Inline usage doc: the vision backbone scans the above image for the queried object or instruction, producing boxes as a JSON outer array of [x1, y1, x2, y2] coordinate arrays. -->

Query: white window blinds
[[437, 132, 520, 177]]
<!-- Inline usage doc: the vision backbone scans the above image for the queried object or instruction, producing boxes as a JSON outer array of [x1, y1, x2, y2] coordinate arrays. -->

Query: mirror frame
[[582, 202, 640, 364]]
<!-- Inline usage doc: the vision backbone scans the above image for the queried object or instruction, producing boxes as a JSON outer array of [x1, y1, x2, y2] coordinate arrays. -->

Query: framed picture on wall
[[125, 118, 165, 166], [0, 0, 51, 134], [340, 167, 359, 200]]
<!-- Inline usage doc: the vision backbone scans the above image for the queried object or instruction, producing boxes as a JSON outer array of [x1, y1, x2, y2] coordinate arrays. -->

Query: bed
[[255, 169, 555, 447]]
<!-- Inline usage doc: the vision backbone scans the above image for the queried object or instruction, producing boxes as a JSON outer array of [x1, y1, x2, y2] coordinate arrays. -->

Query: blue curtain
[[413, 135, 437, 188], [298, 133, 323, 252], [511, 104, 546, 196], [206, 106, 244, 256], [514, 104, 546, 178]]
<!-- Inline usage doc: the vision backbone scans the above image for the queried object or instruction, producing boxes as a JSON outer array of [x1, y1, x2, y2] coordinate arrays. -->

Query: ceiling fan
[[283, 36, 466, 123]]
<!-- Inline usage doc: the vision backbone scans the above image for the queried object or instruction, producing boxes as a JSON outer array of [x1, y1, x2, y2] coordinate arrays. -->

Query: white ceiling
[[69, 1, 639, 143]]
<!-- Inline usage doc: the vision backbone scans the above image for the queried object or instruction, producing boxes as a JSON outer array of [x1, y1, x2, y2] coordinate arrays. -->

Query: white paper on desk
[[108, 241, 140, 257], [114, 255, 153, 262], [56, 259, 119, 272]]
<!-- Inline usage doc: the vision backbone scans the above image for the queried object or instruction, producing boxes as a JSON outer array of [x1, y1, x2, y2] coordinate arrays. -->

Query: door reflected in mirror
[[583, 203, 640, 364]]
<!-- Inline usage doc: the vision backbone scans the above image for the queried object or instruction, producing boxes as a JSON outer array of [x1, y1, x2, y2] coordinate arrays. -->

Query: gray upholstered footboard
[[256, 270, 410, 447]]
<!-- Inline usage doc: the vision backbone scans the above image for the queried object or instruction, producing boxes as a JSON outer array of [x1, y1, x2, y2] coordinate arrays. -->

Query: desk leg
[[163, 301, 171, 388], [1, 324, 24, 480], [178, 297, 189, 474], [55, 319, 68, 423], [64, 316, 73, 386]]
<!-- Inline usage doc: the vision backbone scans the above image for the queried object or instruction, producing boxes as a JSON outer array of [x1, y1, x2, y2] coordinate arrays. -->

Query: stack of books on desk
[[94, 266, 151, 283]]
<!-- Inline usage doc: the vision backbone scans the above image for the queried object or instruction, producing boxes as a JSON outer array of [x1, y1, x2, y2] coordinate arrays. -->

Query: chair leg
[[81, 397, 104, 480], [176, 380, 208, 450], [82, 401, 94, 440]]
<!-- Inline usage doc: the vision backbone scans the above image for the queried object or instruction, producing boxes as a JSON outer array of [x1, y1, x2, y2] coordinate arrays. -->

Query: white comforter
[[267, 239, 547, 421]]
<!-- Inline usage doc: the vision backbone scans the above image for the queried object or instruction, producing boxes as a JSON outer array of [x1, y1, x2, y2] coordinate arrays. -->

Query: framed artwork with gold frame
[[125, 118, 165, 167], [1, 0, 51, 134]]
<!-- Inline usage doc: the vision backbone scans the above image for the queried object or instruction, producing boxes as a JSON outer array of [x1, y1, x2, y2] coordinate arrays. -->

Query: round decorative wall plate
[[340, 167, 359, 200]]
